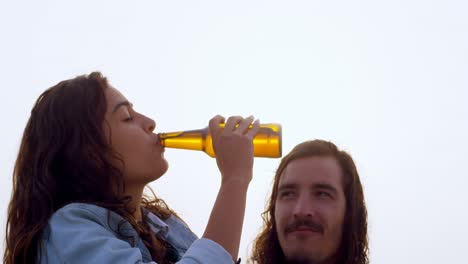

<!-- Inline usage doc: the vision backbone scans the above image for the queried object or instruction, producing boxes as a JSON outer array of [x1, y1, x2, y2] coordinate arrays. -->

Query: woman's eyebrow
[[112, 101, 133, 113]]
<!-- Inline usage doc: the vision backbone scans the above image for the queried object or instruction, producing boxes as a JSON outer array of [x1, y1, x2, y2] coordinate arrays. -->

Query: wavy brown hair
[[250, 140, 368, 264], [4, 72, 177, 264]]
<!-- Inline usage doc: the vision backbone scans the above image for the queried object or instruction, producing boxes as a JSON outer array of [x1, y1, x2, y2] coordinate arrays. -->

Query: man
[[250, 140, 368, 264]]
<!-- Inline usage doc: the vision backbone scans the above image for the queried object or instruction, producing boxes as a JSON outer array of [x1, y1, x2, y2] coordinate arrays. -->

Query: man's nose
[[292, 193, 315, 218]]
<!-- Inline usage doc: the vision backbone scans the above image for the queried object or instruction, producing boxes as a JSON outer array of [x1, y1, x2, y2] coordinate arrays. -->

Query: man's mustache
[[285, 217, 324, 234]]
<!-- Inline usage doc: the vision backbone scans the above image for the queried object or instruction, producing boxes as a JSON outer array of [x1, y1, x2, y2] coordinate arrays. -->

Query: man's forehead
[[279, 156, 343, 187]]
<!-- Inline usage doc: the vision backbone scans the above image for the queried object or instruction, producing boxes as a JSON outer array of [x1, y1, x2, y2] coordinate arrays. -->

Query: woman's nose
[[146, 117, 156, 133]]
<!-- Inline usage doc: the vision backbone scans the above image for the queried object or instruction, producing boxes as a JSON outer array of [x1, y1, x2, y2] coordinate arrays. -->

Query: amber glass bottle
[[158, 123, 282, 158]]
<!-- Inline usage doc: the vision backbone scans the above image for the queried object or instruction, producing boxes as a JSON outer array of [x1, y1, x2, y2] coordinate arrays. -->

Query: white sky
[[1, 0, 467, 263]]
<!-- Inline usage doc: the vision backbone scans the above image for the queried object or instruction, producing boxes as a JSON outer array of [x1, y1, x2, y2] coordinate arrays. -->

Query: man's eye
[[317, 191, 332, 199], [279, 191, 295, 199], [124, 116, 134, 122]]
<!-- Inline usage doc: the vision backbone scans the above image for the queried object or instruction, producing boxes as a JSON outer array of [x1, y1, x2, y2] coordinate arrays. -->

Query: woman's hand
[[203, 114, 261, 260], [209, 115, 260, 186]]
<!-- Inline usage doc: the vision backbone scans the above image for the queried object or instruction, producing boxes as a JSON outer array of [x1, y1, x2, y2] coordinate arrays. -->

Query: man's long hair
[[250, 140, 369, 264]]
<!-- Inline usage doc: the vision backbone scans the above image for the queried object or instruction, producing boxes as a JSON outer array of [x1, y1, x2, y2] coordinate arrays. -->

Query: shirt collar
[[143, 209, 169, 237]]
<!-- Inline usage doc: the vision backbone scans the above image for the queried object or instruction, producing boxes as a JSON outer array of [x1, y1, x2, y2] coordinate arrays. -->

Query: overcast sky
[[1, 0, 467, 263]]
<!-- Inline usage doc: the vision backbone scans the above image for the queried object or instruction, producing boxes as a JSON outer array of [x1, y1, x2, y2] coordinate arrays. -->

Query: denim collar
[[142, 209, 169, 238]]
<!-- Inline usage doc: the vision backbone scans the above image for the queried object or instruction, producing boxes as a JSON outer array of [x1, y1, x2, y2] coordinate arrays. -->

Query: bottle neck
[[158, 128, 207, 152]]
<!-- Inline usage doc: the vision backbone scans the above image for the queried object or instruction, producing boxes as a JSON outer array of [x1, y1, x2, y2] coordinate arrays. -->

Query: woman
[[4, 72, 260, 263]]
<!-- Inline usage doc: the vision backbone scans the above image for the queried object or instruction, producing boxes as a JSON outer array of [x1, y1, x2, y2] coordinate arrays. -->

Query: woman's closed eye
[[122, 107, 135, 122], [123, 116, 134, 122]]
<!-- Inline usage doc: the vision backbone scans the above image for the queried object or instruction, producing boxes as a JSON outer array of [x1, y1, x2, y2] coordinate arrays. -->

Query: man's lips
[[296, 226, 319, 232], [285, 218, 324, 235], [288, 225, 322, 234]]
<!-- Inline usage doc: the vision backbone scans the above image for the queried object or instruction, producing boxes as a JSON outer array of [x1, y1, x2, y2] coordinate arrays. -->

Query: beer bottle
[[158, 123, 282, 158]]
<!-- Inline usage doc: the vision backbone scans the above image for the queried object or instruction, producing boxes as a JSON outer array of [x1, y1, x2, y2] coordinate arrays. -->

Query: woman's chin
[[150, 161, 169, 182]]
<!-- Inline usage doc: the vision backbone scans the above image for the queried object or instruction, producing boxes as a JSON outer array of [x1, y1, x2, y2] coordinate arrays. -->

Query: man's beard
[[285, 253, 318, 264], [286, 256, 314, 264], [285, 253, 333, 264]]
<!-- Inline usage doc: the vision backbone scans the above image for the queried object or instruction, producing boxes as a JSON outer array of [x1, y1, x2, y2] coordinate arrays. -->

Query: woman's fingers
[[210, 114, 259, 139], [245, 119, 260, 139], [233, 116, 254, 135], [223, 116, 243, 134], [209, 115, 225, 139]]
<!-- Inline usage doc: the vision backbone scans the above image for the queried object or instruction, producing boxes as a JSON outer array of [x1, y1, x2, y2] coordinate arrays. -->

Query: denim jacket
[[38, 203, 233, 263]]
